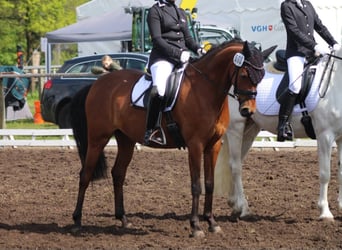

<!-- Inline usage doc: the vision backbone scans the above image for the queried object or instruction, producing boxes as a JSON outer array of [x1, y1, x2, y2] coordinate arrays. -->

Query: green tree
[[0, 0, 89, 66]]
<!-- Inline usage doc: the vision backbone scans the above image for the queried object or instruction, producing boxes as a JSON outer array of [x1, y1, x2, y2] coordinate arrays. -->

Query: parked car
[[41, 53, 149, 128]]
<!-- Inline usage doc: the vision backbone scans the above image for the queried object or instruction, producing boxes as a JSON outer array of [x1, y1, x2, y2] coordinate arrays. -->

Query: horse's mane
[[208, 38, 244, 54], [191, 38, 244, 63]]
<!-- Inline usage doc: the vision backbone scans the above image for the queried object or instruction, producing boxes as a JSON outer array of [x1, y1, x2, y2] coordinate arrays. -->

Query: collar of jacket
[[157, 1, 166, 7], [289, 0, 306, 9], [157, 0, 176, 7], [296, 0, 303, 8]]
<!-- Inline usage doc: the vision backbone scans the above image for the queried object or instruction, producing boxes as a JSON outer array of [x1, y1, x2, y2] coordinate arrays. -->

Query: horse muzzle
[[239, 98, 257, 118]]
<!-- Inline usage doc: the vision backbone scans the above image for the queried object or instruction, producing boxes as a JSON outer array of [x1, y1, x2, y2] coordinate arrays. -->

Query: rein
[[329, 53, 342, 61], [319, 53, 336, 98], [187, 63, 216, 87]]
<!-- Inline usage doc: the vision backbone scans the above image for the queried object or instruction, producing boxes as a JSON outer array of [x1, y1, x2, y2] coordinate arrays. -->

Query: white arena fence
[[0, 71, 330, 149], [0, 129, 324, 149]]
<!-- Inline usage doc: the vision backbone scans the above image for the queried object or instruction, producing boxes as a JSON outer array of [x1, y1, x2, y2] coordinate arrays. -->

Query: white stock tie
[[296, 0, 303, 8]]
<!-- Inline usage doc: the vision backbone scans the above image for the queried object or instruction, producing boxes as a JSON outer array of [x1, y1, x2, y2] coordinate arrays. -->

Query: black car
[[41, 53, 149, 128]]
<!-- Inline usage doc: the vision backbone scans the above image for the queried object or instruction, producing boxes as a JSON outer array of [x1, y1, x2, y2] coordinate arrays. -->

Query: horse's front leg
[[188, 145, 205, 237], [317, 138, 334, 221], [203, 141, 222, 234]]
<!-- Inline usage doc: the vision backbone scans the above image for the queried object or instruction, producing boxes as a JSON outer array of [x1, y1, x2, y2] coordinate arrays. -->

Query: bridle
[[228, 51, 265, 101], [187, 47, 265, 102]]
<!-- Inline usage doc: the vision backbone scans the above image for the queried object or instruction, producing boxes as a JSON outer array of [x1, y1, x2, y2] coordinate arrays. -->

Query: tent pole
[[45, 43, 51, 74]]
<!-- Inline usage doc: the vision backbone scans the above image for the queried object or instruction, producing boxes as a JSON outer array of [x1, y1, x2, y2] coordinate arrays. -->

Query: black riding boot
[[277, 90, 298, 142], [144, 87, 163, 145]]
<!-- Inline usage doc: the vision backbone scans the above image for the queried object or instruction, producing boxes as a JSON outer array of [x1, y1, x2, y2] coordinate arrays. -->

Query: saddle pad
[[256, 60, 325, 116], [131, 70, 184, 112]]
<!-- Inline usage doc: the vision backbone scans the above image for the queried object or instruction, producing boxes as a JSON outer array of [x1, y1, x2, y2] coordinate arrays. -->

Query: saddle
[[131, 68, 186, 148], [274, 50, 319, 139]]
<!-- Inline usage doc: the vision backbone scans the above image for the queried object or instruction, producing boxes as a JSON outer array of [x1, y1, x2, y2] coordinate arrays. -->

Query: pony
[[70, 39, 274, 237], [215, 49, 342, 221]]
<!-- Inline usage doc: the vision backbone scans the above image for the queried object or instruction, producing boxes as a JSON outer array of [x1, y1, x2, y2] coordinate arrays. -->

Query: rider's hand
[[333, 43, 341, 52], [180, 51, 190, 63], [197, 48, 206, 56], [314, 44, 331, 56]]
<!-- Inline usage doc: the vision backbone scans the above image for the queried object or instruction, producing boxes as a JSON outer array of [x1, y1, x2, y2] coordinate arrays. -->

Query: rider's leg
[[277, 90, 297, 141], [144, 61, 173, 145], [277, 56, 303, 142], [144, 86, 163, 145]]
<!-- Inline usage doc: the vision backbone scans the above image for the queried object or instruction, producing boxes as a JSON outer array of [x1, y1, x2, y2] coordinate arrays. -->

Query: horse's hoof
[[70, 225, 82, 234], [122, 222, 133, 228], [190, 230, 205, 238], [209, 225, 222, 234], [227, 200, 235, 208], [121, 219, 133, 228], [318, 216, 334, 223]]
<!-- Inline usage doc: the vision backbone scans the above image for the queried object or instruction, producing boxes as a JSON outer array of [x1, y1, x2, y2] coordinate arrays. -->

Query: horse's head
[[230, 41, 276, 117], [188, 39, 275, 118]]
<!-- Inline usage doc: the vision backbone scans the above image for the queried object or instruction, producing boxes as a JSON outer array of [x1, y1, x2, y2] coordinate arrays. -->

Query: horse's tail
[[214, 133, 233, 196], [71, 85, 107, 181]]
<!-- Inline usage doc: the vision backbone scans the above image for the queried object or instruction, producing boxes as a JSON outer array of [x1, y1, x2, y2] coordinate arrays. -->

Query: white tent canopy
[[46, 9, 132, 43], [74, 0, 155, 55]]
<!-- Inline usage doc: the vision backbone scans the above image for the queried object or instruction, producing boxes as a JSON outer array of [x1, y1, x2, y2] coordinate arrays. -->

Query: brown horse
[[70, 39, 274, 237]]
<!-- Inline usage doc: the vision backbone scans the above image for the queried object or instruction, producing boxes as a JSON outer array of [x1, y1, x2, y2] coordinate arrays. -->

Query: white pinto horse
[[214, 48, 342, 221]]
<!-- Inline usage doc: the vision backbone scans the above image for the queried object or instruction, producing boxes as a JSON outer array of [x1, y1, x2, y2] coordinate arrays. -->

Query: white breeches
[[287, 56, 305, 94], [150, 60, 174, 97]]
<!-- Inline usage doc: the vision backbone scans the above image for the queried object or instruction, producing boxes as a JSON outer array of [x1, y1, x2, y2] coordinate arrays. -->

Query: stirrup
[[284, 122, 293, 141], [277, 122, 293, 142], [149, 127, 167, 145], [143, 129, 153, 146]]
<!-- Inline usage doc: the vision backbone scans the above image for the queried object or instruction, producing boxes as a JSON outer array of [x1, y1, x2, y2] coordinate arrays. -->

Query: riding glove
[[197, 48, 207, 56], [314, 44, 331, 56], [180, 51, 190, 63]]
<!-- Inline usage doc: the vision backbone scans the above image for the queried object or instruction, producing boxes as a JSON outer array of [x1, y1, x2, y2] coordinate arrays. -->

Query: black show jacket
[[281, 0, 337, 59], [147, 1, 200, 68]]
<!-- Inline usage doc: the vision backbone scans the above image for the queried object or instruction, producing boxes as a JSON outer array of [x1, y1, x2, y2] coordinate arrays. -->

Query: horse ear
[[243, 41, 252, 58], [262, 45, 277, 61]]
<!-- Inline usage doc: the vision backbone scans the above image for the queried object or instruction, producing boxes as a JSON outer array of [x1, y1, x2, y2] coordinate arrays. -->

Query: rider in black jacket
[[143, 0, 205, 145], [277, 0, 340, 141]]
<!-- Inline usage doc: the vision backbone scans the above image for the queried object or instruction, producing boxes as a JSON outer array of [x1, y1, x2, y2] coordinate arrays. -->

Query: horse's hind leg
[[112, 131, 136, 228], [73, 142, 108, 230]]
